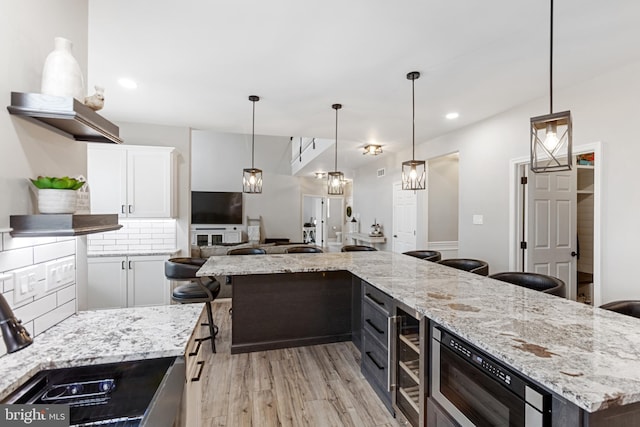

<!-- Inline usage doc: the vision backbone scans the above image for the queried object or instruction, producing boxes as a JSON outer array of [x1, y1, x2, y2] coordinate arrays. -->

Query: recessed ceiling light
[[118, 78, 138, 89], [446, 112, 459, 120]]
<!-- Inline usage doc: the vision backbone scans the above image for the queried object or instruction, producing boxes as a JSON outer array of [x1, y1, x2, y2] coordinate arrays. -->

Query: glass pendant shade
[[530, 0, 572, 173], [328, 103, 344, 195], [530, 111, 572, 172], [242, 167, 263, 193], [402, 160, 426, 190], [243, 95, 262, 193], [402, 71, 426, 191], [327, 171, 345, 195]]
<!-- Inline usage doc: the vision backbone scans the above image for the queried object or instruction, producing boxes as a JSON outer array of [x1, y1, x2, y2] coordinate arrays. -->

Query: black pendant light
[[243, 95, 263, 193], [402, 71, 426, 190], [530, 0, 572, 173], [327, 103, 345, 195]]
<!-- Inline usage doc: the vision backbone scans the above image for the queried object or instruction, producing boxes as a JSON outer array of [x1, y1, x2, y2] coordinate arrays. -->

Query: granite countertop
[[88, 249, 179, 257], [0, 304, 203, 401], [198, 252, 640, 413]]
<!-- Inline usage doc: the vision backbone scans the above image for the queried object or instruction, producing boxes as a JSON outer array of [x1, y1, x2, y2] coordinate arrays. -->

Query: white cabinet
[[87, 255, 170, 309], [88, 144, 176, 218]]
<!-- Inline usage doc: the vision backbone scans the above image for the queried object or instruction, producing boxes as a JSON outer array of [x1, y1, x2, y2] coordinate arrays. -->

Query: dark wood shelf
[[7, 92, 123, 144], [9, 214, 122, 237]]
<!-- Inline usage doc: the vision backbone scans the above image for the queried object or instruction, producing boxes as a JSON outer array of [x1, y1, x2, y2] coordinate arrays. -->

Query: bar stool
[[341, 245, 377, 252], [227, 247, 267, 255], [165, 258, 220, 352], [286, 246, 324, 253], [489, 272, 565, 297], [403, 250, 442, 262], [600, 301, 640, 319], [437, 258, 489, 276]]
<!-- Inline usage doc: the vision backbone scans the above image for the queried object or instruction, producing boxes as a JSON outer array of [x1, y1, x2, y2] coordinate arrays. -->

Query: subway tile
[[33, 240, 76, 263], [14, 293, 57, 324], [3, 234, 56, 250], [137, 234, 152, 239], [151, 222, 166, 228], [87, 234, 103, 241], [104, 245, 128, 251], [152, 244, 175, 250], [34, 300, 75, 335], [0, 247, 34, 272], [163, 239, 176, 245], [140, 228, 156, 234], [57, 284, 76, 306]]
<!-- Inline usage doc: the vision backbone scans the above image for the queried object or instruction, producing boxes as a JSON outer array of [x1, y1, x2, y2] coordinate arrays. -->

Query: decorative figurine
[[84, 85, 105, 111]]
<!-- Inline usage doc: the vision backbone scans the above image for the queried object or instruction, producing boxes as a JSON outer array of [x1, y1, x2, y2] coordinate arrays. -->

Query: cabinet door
[[87, 257, 127, 309], [127, 255, 170, 307], [127, 148, 174, 218], [87, 145, 127, 216]]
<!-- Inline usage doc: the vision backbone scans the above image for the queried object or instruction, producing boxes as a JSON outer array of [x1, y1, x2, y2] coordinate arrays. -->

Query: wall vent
[[377, 168, 386, 178]]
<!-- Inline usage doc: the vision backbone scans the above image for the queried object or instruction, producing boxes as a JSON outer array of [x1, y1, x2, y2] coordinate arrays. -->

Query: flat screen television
[[191, 191, 243, 225]]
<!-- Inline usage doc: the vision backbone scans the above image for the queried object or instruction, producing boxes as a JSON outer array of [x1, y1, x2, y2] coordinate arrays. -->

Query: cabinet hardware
[[128, 261, 132, 269], [121, 260, 125, 270], [365, 293, 385, 307], [389, 315, 399, 392], [366, 351, 385, 370], [128, 205, 133, 214], [188, 338, 204, 357], [121, 205, 126, 214], [365, 318, 385, 335], [191, 360, 205, 382]]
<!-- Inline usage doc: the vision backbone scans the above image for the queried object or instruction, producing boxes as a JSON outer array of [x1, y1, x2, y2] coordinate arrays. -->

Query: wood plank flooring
[[197, 300, 401, 427]]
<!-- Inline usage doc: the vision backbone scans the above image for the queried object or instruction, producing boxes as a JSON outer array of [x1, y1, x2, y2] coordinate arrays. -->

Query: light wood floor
[[197, 299, 401, 427]]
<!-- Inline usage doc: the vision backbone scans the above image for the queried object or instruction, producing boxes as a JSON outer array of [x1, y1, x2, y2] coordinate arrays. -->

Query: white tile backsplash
[[87, 219, 177, 252], [0, 231, 77, 358]]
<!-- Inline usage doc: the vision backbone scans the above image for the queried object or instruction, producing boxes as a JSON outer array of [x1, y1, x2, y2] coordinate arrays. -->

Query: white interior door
[[527, 167, 577, 298], [392, 182, 417, 253]]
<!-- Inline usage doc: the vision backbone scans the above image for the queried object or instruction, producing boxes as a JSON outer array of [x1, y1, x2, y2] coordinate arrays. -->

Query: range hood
[[7, 92, 123, 144], [9, 214, 122, 237]]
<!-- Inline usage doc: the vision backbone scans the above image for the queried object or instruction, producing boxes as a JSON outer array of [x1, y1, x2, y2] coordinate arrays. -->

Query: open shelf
[[400, 359, 420, 384], [10, 214, 122, 237], [7, 92, 123, 144], [399, 385, 420, 414]]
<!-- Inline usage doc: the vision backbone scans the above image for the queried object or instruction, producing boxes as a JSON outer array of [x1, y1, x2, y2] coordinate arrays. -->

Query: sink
[[2, 357, 184, 427]]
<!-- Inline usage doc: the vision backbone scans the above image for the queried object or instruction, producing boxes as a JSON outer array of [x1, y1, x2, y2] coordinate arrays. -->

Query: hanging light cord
[[251, 99, 256, 168], [334, 106, 339, 172], [411, 76, 416, 160], [549, 0, 554, 114]]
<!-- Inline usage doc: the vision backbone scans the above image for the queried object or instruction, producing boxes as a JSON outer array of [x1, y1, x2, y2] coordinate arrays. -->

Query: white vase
[[41, 37, 84, 101]]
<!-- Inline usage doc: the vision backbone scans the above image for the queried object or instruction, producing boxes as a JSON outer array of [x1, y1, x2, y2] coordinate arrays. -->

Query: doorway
[[301, 195, 344, 247], [392, 182, 417, 253], [509, 142, 601, 305]]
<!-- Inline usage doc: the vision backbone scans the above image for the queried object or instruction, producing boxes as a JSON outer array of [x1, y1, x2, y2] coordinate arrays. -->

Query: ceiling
[[87, 0, 640, 175]]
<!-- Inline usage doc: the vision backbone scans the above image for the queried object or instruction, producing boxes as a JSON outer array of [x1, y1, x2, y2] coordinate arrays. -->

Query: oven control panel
[[440, 332, 525, 394]]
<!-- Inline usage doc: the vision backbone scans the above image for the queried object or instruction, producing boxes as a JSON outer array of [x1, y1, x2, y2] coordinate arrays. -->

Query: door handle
[[571, 251, 579, 258], [393, 235, 398, 238]]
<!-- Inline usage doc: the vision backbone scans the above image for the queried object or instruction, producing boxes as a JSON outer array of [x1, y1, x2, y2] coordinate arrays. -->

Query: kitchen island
[[0, 304, 203, 401], [198, 251, 640, 420]]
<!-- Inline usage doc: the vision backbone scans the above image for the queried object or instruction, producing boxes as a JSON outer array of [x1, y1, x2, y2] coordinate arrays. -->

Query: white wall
[[192, 131, 302, 242], [428, 154, 459, 242], [353, 59, 640, 304], [0, 0, 88, 354], [116, 122, 192, 256]]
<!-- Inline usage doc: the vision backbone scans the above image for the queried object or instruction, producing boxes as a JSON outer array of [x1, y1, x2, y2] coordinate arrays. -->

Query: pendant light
[[402, 71, 426, 190], [530, 0, 572, 173], [243, 95, 263, 193], [327, 103, 345, 195]]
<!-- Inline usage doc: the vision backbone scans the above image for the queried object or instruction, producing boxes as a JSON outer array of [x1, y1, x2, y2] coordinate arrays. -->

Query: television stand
[[191, 225, 243, 246]]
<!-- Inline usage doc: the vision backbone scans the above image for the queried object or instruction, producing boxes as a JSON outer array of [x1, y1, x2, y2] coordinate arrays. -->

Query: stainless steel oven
[[431, 324, 551, 427]]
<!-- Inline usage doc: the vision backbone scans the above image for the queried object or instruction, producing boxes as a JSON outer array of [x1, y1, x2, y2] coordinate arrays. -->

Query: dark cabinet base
[[230, 271, 355, 354]]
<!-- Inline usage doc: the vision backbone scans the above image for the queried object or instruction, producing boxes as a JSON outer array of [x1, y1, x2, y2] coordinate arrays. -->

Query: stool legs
[[203, 302, 218, 353]]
